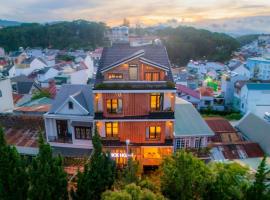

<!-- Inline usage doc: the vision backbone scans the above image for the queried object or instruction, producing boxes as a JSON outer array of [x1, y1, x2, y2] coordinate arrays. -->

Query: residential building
[[44, 85, 94, 154], [233, 83, 270, 118], [246, 56, 270, 80], [94, 43, 175, 167], [36, 67, 59, 82], [236, 112, 270, 155], [174, 98, 214, 150], [176, 84, 200, 108], [110, 26, 129, 44], [1, 64, 16, 78], [11, 75, 41, 95], [0, 77, 14, 112], [15, 57, 48, 76], [221, 72, 249, 107], [228, 60, 250, 78]]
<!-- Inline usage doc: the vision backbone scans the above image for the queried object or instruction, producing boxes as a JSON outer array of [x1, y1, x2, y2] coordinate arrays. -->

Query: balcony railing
[[149, 110, 174, 119], [48, 135, 72, 144]]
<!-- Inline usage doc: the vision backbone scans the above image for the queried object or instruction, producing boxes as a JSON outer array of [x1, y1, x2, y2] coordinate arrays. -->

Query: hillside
[[0, 20, 107, 51], [236, 34, 259, 46], [157, 26, 240, 66], [0, 19, 22, 27]]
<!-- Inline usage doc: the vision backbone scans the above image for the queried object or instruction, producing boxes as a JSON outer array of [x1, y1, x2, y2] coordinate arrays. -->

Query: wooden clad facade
[[98, 93, 175, 118], [97, 121, 174, 144], [103, 59, 166, 81]]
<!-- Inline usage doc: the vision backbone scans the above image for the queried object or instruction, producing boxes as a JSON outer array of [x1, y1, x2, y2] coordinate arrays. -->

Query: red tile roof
[[12, 93, 23, 104], [5, 128, 39, 148], [197, 87, 214, 97], [205, 117, 236, 133], [176, 84, 200, 99], [14, 105, 51, 113]]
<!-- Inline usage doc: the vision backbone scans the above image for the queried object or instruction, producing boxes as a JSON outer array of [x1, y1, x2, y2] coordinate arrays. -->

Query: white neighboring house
[[84, 54, 94, 79], [246, 56, 270, 80], [236, 83, 270, 118], [174, 97, 214, 150], [15, 57, 48, 76], [228, 60, 250, 78], [0, 77, 14, 112], [37, 67, 59, 82], [221, 72, 249, 107], [44, 85, 94, 154]]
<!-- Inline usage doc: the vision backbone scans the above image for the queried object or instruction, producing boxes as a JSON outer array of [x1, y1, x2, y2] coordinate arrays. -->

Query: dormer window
[[0, 90, 2, 97], [68, 101, 73, 109], [108, 73, 123, 80]]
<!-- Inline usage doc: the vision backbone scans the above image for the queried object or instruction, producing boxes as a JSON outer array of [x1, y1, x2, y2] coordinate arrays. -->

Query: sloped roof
[[236, 112, 270, 155], [246, 83, 270, 90], [49, 84, 93, 115], [174, 97, 214, 137], [176, 84, 200, 99], [98, 43, 171, 72], [205, 117, 236, 133]]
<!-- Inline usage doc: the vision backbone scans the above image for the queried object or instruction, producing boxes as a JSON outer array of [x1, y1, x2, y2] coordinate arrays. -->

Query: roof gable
[[99, 44, 171, 73], [49, 84, 93, 116]]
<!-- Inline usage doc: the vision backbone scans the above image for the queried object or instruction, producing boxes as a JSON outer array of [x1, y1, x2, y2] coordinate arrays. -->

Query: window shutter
[[146, 127, 149, 139]]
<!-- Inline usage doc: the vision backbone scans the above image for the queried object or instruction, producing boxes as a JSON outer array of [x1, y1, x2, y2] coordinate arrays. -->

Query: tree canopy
[[72, 129, 116, 200], [28, 134, 68, 200], [157, 26, 239, 66], [0, 20, 107, 51]]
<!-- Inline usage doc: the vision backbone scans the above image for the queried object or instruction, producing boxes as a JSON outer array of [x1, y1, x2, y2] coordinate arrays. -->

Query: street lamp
[[126, 139, 130, 158]]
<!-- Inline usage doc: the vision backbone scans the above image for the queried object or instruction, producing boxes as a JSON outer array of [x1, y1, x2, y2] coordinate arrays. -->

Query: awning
[[71, 121, 92, 127]]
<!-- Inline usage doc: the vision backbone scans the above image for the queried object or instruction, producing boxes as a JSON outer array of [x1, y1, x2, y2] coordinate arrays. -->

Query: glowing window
[[150, 93, 163, 111], [108, 73, 123, 79], [106, 99, 122, 113], [105, 122, 118, 137], [147, 126, 161, 139]]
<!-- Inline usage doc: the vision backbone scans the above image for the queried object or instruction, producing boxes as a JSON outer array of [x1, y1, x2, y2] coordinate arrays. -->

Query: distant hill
[[236, 34, 260, 46], [156, 26, 240, 66], [0, 20, 107, 51], [0, 19, 22, 27]]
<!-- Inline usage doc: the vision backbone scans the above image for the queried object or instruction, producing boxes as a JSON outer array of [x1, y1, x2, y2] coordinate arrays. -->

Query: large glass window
[[129, 64, 138, 80], [147, 126, 161, 140], [145, 72, 160, 81], [176, 138, 189, 149], [150, 93, 163, 111], [106, 99, 122, 113], [105, 122, 119, 137], [75, 126, 91, 140]]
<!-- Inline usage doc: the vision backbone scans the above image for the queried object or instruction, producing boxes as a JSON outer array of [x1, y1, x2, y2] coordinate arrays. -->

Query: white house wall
[[0, 78, 14, 112]]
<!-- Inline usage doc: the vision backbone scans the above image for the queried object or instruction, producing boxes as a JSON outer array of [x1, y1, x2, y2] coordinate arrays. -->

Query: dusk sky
[[0, 0, 270, 26]]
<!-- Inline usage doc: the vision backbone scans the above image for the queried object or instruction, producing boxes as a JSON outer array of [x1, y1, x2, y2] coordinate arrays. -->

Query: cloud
[[0, 0, 270, 27]]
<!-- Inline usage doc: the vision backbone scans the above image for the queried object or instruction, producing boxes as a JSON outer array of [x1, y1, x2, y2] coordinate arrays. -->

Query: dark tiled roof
[[52, 146, 92, 157], [95, 43, 174, 84], [49, 84, 94, 115]]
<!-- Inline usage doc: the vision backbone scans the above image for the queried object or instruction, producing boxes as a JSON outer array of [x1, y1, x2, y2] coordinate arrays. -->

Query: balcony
[[48, 135, 72, 144], [94, 81, 175, 90], [149, 110, 174, 119]]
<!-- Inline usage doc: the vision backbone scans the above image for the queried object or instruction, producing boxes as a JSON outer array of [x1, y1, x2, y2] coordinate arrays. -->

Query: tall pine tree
[[28, 133, 68, 200], [247, 156, 270, 200], [72, 128, 116, 200], [0, 126, 29, 200]]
